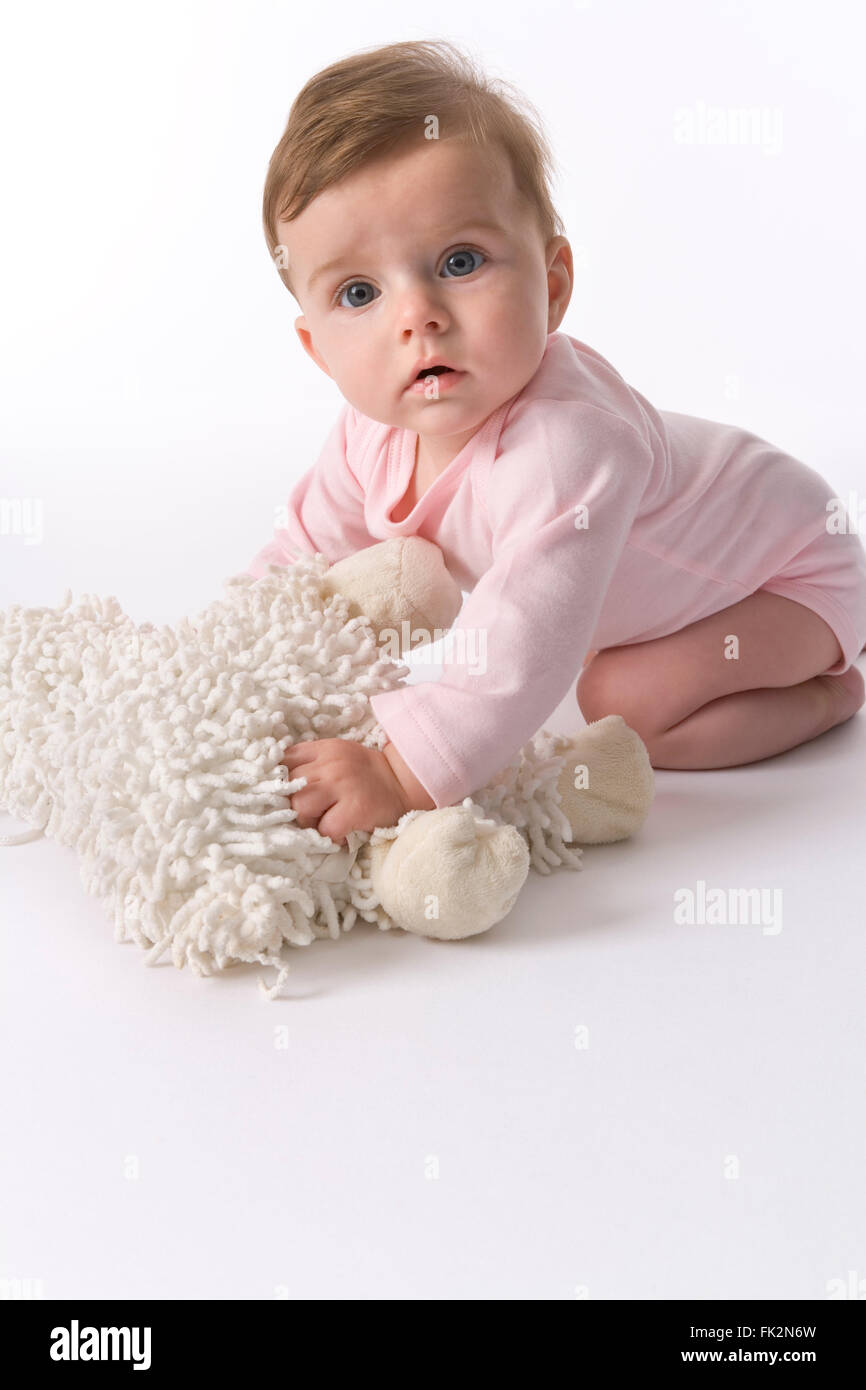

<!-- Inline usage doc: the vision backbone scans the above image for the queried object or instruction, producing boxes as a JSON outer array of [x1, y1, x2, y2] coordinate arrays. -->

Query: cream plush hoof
[[555, 714, 655, 844], [368, 804, 530, 940], [322, 536, 462, 653]]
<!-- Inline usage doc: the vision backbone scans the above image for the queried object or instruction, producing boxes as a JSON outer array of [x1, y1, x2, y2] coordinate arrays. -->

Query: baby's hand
[[281, 738, 413, 844]]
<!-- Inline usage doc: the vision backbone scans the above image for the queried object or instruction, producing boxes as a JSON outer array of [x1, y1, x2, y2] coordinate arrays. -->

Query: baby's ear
[[295, 318, 333, 379]]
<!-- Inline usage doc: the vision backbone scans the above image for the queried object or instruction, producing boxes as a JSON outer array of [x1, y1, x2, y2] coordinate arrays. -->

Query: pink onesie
[[244, 332, 866, 808]]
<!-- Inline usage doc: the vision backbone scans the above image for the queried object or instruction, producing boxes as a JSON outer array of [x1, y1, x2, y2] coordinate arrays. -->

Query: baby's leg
[[577, 591, 864, 769]]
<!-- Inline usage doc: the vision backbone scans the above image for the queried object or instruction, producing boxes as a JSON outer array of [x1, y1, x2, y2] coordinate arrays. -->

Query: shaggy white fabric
[[0, 558, 404, 988], [468, 727, 584, 875], [0, 555, 584, 996]]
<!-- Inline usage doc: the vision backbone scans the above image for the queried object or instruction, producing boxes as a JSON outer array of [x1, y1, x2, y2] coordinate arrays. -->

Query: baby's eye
[[336, 281, 380, 309], [440, 248, 484, 278], [334, 248, 485, 307]]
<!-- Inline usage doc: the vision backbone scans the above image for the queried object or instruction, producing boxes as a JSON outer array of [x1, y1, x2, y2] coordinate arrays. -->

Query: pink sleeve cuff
[[368, 686, 469, 809]]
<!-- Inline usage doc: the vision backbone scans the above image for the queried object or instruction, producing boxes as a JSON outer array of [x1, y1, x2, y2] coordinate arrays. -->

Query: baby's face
[[278, 136, 572, 443]]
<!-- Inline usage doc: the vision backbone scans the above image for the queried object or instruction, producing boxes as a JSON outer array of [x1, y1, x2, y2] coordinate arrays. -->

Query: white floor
[[2, 664, 864, 1302]]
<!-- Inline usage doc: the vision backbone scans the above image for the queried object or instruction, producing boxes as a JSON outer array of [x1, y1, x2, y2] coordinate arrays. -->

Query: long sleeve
[[369, 400, 656, 807], [244, 403, 375, 579]]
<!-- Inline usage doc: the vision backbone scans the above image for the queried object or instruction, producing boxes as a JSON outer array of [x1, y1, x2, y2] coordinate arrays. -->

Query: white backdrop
[[2, 2, 866, 1305]]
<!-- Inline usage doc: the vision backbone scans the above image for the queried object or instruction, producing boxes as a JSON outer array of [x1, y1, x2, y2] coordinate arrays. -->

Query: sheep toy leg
[[362, 715, 653, 943], [554, 715, 655, 844], [366, 805, 530, 941]]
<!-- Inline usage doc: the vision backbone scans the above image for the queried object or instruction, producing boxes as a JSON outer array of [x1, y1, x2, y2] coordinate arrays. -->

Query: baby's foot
[[814, 664, 865, 728]]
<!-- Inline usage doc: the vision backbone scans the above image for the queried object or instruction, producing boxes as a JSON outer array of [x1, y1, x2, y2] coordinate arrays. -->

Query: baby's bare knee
[[576, 643, 708, 743], [575, 659, 607, 724], [576, 650, 645, 729]]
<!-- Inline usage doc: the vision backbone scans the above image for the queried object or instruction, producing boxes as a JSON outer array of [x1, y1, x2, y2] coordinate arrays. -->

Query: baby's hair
[[263, 38, 564, 299]]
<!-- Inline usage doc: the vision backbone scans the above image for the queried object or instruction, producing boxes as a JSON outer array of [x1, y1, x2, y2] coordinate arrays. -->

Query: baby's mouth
[[405, 365, 468, 394], [416, 365, 454, 380]]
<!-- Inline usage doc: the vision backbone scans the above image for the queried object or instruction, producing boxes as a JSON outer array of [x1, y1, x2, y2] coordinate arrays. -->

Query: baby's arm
[[382, 740, 436, 810], [369, 401, 656, 808]]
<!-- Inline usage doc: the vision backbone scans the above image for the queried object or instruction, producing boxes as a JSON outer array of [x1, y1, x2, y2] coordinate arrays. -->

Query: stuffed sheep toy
[[0, 537, 654, 998]]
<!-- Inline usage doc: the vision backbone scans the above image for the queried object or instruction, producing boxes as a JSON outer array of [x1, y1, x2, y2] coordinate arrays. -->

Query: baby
[[244, 39, 866, 846]]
